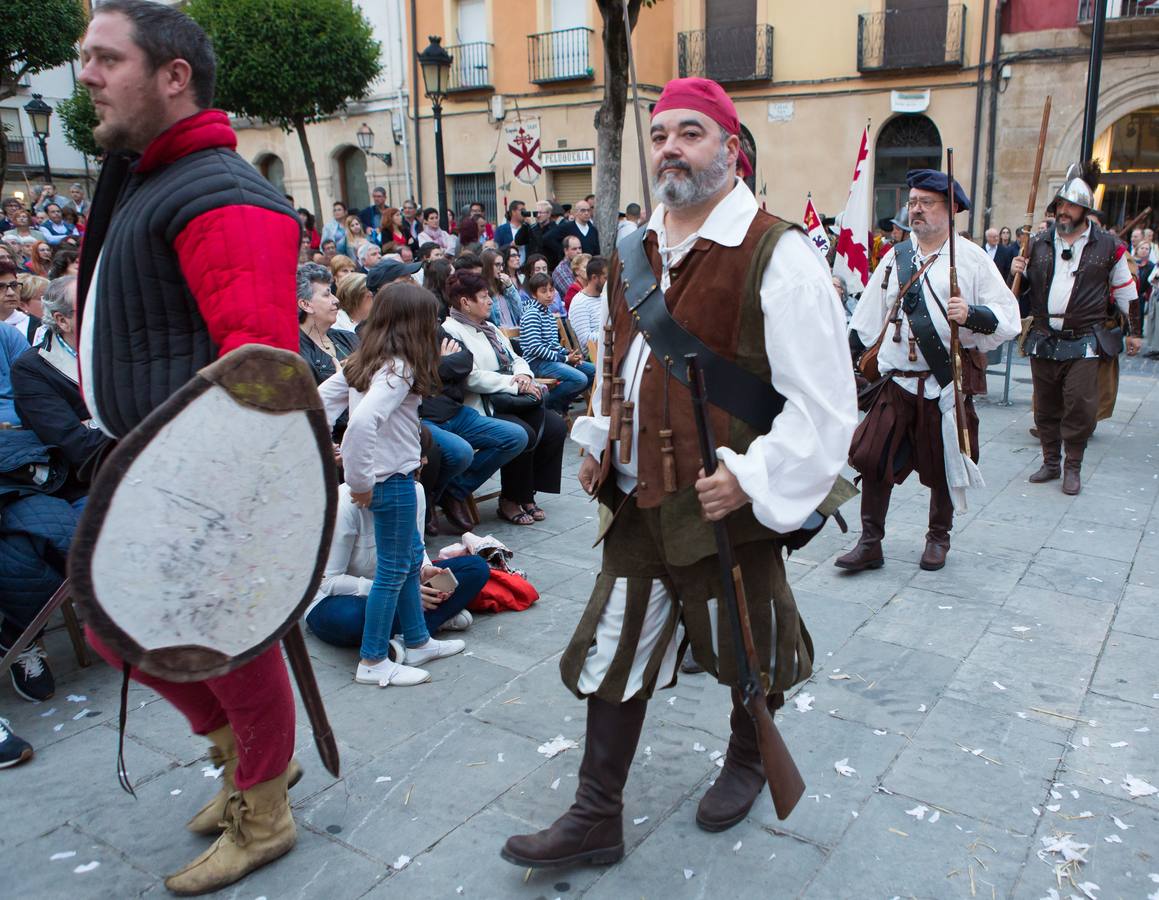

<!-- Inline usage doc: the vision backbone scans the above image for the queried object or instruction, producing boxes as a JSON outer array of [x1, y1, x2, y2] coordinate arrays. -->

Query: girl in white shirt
[[319, 282, 465, 687]]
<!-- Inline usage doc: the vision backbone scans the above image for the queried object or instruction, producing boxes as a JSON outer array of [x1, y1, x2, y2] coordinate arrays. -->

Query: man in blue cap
[[841, 169, 1020, 572]]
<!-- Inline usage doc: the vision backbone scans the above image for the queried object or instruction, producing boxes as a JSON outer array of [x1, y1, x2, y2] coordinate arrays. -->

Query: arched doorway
[[256, 153, 285, 195], [336, 145, 369, 212], [874, 114, 942, 223], [1096, 105, 1159, 230], [739, 123, 757, 195]]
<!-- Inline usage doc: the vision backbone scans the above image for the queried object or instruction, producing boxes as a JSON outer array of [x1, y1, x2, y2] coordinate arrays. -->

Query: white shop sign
[[891, 90, 931, 114], [767, 101, 794, 123], [541, 149, 595, 168]]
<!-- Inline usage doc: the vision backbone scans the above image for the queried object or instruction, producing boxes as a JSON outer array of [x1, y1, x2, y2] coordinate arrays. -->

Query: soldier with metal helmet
[[1011, 162, 1142, 496]]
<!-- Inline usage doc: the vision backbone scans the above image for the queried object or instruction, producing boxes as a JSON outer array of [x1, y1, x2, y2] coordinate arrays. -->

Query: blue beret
[[906, 168, 971, 212]]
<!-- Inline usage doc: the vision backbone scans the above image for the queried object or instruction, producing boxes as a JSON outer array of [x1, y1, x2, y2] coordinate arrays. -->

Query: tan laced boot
[[165, 768, 297, 896], [187, 726, 302, 836]]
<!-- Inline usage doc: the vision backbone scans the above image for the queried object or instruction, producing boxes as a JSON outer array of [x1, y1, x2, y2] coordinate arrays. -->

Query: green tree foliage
[[57, 82, 100, 159], [187, 0, 381, 220], [1, 0, 87, 188]]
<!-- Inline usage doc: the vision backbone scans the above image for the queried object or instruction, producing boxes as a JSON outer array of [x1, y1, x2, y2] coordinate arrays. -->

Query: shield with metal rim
[[70, 344, 338, 679]]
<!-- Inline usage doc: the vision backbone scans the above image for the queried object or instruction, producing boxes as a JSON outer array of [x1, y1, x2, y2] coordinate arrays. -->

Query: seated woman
[[562, 253, 590, 312], [329, 253, 356, 289], [306, 482, 491, 649], [519, 273, 595, 414], [1, 261, 40, 345], [296, 262, 358, 384], [441, 271, 566, 526], [482, 248, 524, 329], [518, 254, 566, 317], [333, 272, 372, 334], [11, 276, 113, 492]]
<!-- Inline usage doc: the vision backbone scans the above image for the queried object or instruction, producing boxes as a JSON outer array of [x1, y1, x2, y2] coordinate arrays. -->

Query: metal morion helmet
[[1055, 160, 1101, 211]]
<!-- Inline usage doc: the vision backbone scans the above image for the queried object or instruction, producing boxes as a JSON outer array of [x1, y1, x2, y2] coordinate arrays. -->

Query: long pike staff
[[946, 148, 970, 454], [686, 354, 805, 821], [1117, 206, 1152, 241], [1011, 96, 1051, 298], [622, 0, 651, 217]]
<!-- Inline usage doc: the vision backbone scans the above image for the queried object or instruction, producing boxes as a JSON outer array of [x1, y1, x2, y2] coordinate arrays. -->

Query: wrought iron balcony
[[858, 3, 966, 73], [527, 27, 594, 84], [677, 24, 773, 83], [446, 41, 493, 92], [1078, 0, 1159, 21]]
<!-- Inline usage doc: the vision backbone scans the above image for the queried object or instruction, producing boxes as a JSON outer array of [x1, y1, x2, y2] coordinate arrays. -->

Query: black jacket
[[554, 220, 601, 256], [419, 326, 474, 424], [530, 220, 566, 270], [992, 243, 1018, 282], [10, 338, 112, 483], [298, 328, 358, 385]]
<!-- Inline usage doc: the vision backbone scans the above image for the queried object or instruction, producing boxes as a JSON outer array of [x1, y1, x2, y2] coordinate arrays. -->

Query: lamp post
[[24, 94, 53, 182], [356, 123, 393, 168], [418, 36, 452, 232]]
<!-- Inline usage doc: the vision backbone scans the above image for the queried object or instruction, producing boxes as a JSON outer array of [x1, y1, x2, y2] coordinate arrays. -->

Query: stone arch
[[253, 152, 285, 195], [331, 144, 369, 212], [1047, 69, 1159, 174], [873, 113, 942, 224]]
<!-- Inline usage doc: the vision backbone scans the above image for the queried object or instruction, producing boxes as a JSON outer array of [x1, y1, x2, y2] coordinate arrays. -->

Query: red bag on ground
[[468, 569, 539, 613]]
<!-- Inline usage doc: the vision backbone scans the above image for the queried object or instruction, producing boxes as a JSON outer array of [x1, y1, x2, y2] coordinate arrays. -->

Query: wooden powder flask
[[619, 399, 635, 464], [660, 357, 677, 493], [610, 376, 625, 437], [908, 334, 919, 362], [600, 322, 614, 416]]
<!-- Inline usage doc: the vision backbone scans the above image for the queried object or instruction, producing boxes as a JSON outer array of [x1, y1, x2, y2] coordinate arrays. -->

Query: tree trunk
[[594, 0, 642, 257], [293, 115, 323, 226], [0, 128, 8, 198]]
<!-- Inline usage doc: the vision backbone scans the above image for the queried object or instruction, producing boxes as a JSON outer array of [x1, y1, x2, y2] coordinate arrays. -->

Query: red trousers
[[87, 628, 295, 790]]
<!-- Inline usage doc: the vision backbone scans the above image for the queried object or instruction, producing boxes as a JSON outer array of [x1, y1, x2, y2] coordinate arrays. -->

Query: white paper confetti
[[1122, 775, 1158, 798], [1104, 835, 1122, 844], [732, 840, 742, 853], [905, 805, 929, 820], [375, 776, 392, 783], [537, 736, 579, 759], [71, 709, 91, 721], [1111, 816, 1131, 831], [938, 605, 953, 610], [1075, 882, 1100, 900], [1032, 807, 1041, 816], [549, 777, 561, 791], [391, 855, 411, 871], [66, 695, 87, 703], [992, 681, 1007, 691], [928, 810, 940, 824], [39, 707, 56, 717], [497, 753, 504, 763], [170, 789, 182, 796], [1082, 737, 1090, 747], [683, 868, 694, 880], [833, 758, 857, 778], [1050, 790, 1062, 800], [202, 764, 224, 779], [667, 696, 677, 706], [1012, 626, 1031, 633], [917, 704, 928, 713], [50, 851, 76, 861], [73, 861, 100, 874], [828, 673, 851, 681], [873, 729, 888, 736], [1109, 741, 1128, 748], [1070, 790, 1080, 799], [1136, 727, 1151, 733], [1045, 804, 1061, 812], [794, 692, 815, 713], [1039, 833, 1090, 863], [633, 816, 649, 826], [709, 750, 723, 762], [692, 742, 706, 753], [53, 724, 63, 732], [851, 810, 859, 818]]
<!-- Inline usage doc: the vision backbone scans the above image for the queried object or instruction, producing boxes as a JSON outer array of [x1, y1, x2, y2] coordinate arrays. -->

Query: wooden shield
[[70, 345, 338, 682]]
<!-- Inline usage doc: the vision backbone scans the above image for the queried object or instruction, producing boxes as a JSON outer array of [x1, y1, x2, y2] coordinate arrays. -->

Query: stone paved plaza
[[3, 356, 1158, 900]]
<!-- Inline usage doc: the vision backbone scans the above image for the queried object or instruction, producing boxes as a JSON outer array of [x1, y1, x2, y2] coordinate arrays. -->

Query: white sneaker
[[403, 638, 466, 666], [355, 658, 430, 687], [440, 611, 473, 632]]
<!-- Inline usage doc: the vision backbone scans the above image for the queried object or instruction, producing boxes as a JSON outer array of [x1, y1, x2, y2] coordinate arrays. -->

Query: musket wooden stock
[[1117, 206, 1152, 240], [946, 149, 970, 455], [1011, 96, 1052, 298], [686, 354, 805, 821]]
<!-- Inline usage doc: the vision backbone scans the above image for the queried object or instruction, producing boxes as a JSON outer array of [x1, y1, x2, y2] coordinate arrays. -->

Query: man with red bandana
[[502, 78, 857, 869], [76, 2, 302, 894]]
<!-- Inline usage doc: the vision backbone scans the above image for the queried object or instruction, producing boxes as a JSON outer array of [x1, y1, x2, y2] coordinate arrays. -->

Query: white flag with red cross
[[833, 125, 871, 296], [504, 117, 543, 185]]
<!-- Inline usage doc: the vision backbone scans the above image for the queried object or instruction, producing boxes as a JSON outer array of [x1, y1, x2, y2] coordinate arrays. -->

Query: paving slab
[[1088, 630, 1159, 709], [858, 586, 998, 660], [1060, 692, 1159, 816], [0, 823, 156, 898], [1113, 583, 1159, 640], [992, 585, 1116, 656], [1019, 547, 1130, 604]]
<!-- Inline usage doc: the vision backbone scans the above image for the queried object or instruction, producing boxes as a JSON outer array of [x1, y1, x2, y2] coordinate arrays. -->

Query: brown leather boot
[[1062, 443, 1084, 495], [187, 726, 303, 836], [165, 768, 297, 895], [835, 477, 889, 571], [919, 541, 948, 571], [439, 496, 474, 535], [696, 690, 775, 832], [1029, 443, 1061, 483], [501, 697, 647, 869]]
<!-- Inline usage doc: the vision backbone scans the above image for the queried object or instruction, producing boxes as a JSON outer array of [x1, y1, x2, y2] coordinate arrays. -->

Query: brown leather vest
[[600, 210, 790, 508], [1027, 225, 1121, 334]]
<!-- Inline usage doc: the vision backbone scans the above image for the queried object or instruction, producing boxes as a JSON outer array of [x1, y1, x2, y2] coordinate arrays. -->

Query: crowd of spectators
[[0, 181, 629, 764]]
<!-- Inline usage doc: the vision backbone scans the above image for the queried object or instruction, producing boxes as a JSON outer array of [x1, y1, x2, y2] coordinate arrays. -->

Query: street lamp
[[417, 35, 452, 232], [356, 123, 392, 168], [23, 93, 53, 182]]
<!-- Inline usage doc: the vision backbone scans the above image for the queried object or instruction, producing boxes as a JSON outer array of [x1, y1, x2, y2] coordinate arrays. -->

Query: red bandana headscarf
[[651, 77, 753, 179]]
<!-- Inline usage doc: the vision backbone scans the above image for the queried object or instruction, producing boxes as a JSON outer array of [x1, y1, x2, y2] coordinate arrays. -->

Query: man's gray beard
[[1056, 214, 1085, 236], [652, 144, 731, 209]]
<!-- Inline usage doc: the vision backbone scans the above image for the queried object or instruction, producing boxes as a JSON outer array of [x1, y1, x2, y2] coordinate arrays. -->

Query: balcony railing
[[1078, 0, 1159, 21], [527, 27, 594, 84], [446, 41, 493, 91], [858, 3, 966, 73], [677, 24, 773, 83]]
